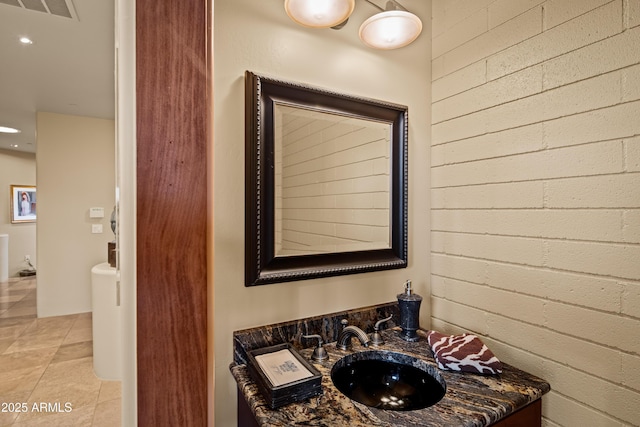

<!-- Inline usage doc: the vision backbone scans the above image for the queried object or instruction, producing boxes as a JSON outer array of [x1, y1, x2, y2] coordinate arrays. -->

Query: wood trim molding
[[136, 0, 209, 424]]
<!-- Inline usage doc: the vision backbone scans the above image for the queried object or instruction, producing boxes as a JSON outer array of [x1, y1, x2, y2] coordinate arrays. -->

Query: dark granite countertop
[[231, 327, 550, 427]]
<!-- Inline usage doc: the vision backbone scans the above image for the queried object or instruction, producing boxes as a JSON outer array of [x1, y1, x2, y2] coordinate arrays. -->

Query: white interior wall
[[36, 112, 115, 317], [213, 0, 431, 424], [431, 1, 640, 425], [0, 150, 36, 278]]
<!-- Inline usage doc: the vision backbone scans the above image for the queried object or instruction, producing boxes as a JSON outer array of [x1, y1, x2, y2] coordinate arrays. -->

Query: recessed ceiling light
[[10, 144, 19, 148], [0, 126, 21, 134], [19, 36, 34, 45]]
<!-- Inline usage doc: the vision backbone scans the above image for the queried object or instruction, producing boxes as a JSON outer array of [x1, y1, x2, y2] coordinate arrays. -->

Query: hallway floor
[[0, 277, 121, 426]]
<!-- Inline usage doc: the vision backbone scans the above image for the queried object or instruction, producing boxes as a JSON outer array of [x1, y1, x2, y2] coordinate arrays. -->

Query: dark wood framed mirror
[[245, 71, 408, 286]]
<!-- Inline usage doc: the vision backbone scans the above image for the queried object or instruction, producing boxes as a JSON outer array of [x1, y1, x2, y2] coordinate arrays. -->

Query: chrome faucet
[[336, 320, 370, 351]]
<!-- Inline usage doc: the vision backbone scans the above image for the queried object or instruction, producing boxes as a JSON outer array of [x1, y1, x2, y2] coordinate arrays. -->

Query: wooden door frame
[[136, 0, 211, 424]]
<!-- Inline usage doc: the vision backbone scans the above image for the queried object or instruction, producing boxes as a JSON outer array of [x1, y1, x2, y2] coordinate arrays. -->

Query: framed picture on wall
[[10, 185, 37, 223]]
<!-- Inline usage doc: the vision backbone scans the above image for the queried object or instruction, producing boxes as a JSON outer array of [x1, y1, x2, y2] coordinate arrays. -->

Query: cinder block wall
[[430, 1, 640, 425]]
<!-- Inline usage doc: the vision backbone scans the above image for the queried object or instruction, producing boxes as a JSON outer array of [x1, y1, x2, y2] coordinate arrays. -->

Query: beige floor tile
[[50, 341, 93, 364], [0, 347, 56, 377], [38, 354, 100, 384], [0, 297, 23, 308], [6, 280, 36, 292], [72, 312, 92, 325], [0, 348, 56, 394], [0, 279, 121, 426], [26, 316, 77, 334], [0, 317, 34, 329], [4, 336, 61, 353], [68, 314, 92, 331], [62, 328, 92, 345], [0, 315, 36, 328], [20, 358, 102, 421], [0, 338, 14, 354], [4, 317, 75, 353], [12, 404, 95, 426], [0, 288, 33, 299], [0, 408, 21, 426], [11, 298, 36, 311], [63, 324, 93, 345], [0, 365, 48, 395], [69, 317, 92, 337], [97, 381, 121, 403], [0, 290, 31, 300], [0, 305, 37, 320], [0, 319, 34, 341], [0, 391, 32, 426], [91, 398, 121, 427]]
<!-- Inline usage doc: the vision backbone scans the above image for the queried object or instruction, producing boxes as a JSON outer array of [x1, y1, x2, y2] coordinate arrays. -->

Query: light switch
[[92, 224, 103, 234], [89, 207, 105, 218]]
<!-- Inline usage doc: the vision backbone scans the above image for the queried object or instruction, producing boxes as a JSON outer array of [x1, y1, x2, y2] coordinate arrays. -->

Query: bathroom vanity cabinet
[[231, 303, 550, 427], [236, 391, 542, 427], [491, 399, 542, 426]]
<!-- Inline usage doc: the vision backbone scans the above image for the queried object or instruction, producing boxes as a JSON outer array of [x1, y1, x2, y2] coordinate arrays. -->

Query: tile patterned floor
[[0, 277, 121, 426]]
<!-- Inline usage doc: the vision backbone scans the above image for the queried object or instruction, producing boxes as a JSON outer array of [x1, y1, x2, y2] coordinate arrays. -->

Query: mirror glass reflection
[[245, 70, 407, 286], [274, 104, 392, 256]]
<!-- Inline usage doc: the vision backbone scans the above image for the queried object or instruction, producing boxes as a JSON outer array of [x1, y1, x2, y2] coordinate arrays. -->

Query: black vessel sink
[[331, 350, 446, 411]]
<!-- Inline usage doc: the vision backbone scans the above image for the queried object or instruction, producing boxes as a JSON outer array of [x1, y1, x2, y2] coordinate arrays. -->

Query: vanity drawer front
[[491, 399, 542, 427]]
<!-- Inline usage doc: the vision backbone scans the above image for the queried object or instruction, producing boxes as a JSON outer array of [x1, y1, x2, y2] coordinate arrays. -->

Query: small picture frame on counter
[[246, 343, 322, 409]]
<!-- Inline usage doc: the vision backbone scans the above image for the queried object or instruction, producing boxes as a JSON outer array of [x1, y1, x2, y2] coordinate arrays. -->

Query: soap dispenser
[[397, 280, 422, 342]]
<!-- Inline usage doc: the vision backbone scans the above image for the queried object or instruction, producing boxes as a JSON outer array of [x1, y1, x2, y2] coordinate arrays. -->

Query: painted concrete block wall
[[431, 1, 640, 425], [278, 110, 390, 254]]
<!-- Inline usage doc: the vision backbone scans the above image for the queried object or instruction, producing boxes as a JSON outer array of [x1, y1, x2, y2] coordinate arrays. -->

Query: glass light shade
[[359, 10, 423, 50], [284, 0, 355, 28]]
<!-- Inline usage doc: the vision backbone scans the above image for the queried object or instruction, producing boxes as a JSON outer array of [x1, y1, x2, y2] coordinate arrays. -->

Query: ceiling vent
[[0, 0, 78, 20]]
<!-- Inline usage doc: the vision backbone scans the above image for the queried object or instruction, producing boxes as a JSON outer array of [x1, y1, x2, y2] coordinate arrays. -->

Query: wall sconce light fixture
[[359, 1, 422, 49], [284, 0, 422, 49], [284, 0, 356, 28]]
